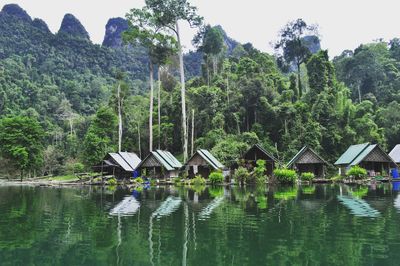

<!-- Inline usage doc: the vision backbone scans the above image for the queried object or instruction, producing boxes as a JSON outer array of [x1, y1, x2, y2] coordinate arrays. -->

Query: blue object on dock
[[393, 182, 400, 191], [391, 168, 399, 179], [133, 170, 140, 178]]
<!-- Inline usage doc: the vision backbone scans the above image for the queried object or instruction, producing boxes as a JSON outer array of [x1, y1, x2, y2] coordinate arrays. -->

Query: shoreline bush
[[300, 172, 315, 181], [346, 166, 367, 179], [273, 168, 297, 183], [209, 171, 224, 184]]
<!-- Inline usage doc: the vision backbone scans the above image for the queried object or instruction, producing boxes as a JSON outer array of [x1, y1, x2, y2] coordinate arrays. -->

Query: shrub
[[134, 177, 144, 184], [273, 168, 297, 183], [253, 159, 267, 184], [300, 172, 315, 181], [173, 177, 182, 185], [192, 175, 206, 186], [346, 166, 367, 179], [209, 171, 224, 184], [233, 166, 250, 185], [92, 177, 102, 183], [107, 177, 117, 186], [65, 162, 85, 174]]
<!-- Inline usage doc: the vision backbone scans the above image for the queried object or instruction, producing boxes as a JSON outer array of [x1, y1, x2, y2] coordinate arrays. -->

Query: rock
[[1, 4, 31, 22], [302, 35, 321, 54], [32, 18, 51, 33], [59, 13, 90, 40], [102, 17, 129, 48]]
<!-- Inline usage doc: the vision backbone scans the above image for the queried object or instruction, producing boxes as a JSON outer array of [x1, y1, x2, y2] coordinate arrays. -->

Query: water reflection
[[2, 183, 400, 265], [109, 196, 140, 217]]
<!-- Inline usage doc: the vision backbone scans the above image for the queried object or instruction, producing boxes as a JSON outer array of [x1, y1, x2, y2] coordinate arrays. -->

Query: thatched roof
[[243, 144, 278, 162], [287, 146, 328, 167]]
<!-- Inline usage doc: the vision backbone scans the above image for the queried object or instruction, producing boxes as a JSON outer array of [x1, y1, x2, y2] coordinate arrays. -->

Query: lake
[[1, 183, 400, 265]]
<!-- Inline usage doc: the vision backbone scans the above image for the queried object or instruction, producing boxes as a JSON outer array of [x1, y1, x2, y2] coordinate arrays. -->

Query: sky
[[2, 0, 400, 57]]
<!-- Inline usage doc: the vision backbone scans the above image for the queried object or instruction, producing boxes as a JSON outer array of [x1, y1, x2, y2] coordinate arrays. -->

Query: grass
[[47, 175, 80, 182]]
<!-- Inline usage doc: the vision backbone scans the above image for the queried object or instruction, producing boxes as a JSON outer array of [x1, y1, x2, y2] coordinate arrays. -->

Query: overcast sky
[[3, 0, 400, 57]]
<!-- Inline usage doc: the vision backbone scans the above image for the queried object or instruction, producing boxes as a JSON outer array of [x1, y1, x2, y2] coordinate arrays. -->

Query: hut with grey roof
[[137, 150, 182, 178], [287, 146, 328, 178], [185, 149, 224, 178], [389, 145, 400, 166], [335, 143, 396, 176], [93, 152, 141, 178]]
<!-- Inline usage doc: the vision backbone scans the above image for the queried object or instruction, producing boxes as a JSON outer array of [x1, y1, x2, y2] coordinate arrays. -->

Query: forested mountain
[[0, 3, 399, 178]]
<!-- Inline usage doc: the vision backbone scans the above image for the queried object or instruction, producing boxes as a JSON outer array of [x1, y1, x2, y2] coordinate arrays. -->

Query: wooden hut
[[389, 145, 400, 166], [137, 150, 182, 179], [185, 149, 224, 178], [240, 144, 278, 176], [93, 152, 141, 178], [335, 143, 396, 176], [287, 146, 328, 178]]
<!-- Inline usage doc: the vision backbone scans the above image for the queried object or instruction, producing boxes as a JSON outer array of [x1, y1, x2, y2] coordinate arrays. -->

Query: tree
[[193, 25, 226, 84], [82, 107, 117, 167], [0, 116, 45, 179], [125, 7, 177, 152], [275, 18, 319, 97], [145, 0, 203, 162]]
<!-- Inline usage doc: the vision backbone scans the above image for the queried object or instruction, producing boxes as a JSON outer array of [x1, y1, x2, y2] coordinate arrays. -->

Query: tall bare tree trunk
[[176, 21, 188, 162], [149, 63, 154, 152], [297, 63, 302, 98], [191, 109, 194, 156], [137, 122, 142, 158], [117, 83, 122, 152], [158, 66, 161, 150]]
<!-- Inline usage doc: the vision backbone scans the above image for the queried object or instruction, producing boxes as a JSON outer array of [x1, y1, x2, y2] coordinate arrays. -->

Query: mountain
[[59, 13, 90, 40], [0, 4, 148, 118], [103, 18, 129, 48]]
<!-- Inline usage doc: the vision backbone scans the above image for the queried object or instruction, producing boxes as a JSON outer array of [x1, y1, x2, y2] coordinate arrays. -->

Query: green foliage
[[192, 175, 206, 186], [134, 177, 144, 184], [107, 177, 118, 186], [350, 187, 369, 198], [82, 107, 117, 167], [65, 162, 85, 174], [274, 168, 298, 183], [346, 166, 368, 179], [209, 171, 224, 184], [0, 116, 45, 177], [300, 172, 315, 181], [274, 187, 298, 200], [252, 160, 267, 184], [233, 166, 250, 185], [173, 177, 182, 185]]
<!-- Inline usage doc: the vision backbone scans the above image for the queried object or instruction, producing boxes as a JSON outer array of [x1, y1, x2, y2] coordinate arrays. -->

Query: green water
[[1, 183, 400, 265]]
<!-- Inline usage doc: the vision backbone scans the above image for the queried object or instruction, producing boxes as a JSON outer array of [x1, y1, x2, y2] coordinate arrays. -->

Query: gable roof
[[287, 146, 328, 168], [119, 152, 142, 170], [108, 152, 141, 172], [186, 149, 224, 170], [335, 143, 395, 166], [334, 143, 370, 165], [389, 145, 400, 164], [243, 144, 278, 162], [138, 150, 182, 171]]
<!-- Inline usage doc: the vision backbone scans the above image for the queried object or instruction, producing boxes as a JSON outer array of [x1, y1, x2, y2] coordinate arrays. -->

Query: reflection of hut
[[240, 144, 278, 176], [389, 145, 400, 166], [138, 150, 182, 179], [287, 146, 328, 178], [185, 149, 224, 178], [335, 143, 396, 176], [93, 152, 141, 178]]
